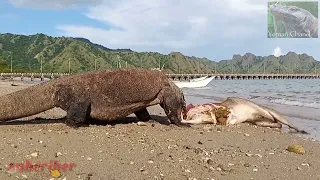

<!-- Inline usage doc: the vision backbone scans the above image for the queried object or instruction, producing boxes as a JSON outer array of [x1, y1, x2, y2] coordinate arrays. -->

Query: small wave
[[249, 95, 260, 99], [270, 98, 320, 109], [193, 87, 212, 90], [186, 94, 215, 99], [227, 91, 237, 93], [285, 95, 296, 98]]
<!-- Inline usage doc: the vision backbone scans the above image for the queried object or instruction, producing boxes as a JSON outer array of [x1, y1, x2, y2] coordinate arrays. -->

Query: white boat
[[189, 76, 208, 82], [172, 76, 214, 88]]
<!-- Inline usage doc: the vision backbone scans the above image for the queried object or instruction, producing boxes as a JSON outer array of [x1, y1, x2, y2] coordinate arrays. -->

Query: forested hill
[[0, 33, 319, 74]]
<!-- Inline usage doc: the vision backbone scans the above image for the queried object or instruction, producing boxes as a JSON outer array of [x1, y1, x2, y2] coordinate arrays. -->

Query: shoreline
[[0, 81, 320, 179]]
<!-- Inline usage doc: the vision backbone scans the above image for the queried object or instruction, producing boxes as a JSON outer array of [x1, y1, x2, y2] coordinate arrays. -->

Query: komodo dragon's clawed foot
[[65, 122, 89, 129]]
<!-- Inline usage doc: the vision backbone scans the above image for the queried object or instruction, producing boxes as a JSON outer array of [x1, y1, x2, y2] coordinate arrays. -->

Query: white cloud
[[8, 0, 102, 9], [273, 46, 283, 57], [9, 0, 320, 61], [54, 0, 267, 52]]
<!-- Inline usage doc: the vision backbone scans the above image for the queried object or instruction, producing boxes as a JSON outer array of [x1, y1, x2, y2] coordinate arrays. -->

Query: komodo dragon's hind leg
[[134, 108, 152, 122]]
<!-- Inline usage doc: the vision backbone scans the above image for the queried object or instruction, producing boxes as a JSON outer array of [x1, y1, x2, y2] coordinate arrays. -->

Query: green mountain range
[[0, 33, 319, 74]]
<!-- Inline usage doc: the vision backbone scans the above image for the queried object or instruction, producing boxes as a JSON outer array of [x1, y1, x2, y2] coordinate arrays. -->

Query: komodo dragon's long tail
[[0, 83, 56, 121]]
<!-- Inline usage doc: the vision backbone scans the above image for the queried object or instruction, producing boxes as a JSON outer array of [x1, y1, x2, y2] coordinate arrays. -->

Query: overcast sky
[[1, 0, 319, 61]]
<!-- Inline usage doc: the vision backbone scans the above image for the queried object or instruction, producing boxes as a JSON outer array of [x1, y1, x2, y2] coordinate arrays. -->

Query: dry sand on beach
[[0, 81, 320, 180]]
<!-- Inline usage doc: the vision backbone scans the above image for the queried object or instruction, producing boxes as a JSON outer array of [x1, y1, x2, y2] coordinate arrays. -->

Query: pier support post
[[50, 73, 54, 79]]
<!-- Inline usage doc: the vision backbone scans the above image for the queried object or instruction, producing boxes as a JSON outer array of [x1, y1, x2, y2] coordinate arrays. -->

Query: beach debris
[[194, 147, 203, 154], [140, 168, 148, 174], [253, 168, 258, 172], [215, 164, 234, 173], [255, 154, 262, 158], [50, 169, 61, 178], [21, 175, 28, 179], [287, 145, 306, 154], [206, 158, 214, 165], [55, 152, 62, 157], [11, 144, 17, 148], [209, 166, 215, 171], [244, 133, 250, 137], [30, 152, 38, 157], [296, 167, 302, 170], [137, 121, 147, 126], [87, 157, 92, 161], [202, 157, 214, 165], [203, 125, 213, 131]]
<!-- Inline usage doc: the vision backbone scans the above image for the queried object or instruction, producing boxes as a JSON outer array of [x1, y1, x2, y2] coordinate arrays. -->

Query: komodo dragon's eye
[[303, 16, 307, 22]]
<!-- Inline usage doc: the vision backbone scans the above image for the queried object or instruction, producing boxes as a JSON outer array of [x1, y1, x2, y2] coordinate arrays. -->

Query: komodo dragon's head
[[269, 4, 318, 37], [167, 80, 187, 119]]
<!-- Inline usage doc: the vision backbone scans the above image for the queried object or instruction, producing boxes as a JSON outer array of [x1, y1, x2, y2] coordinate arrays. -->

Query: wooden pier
[[0, 73, 319, 82], [166, 73, 320, 80], [0, 73, 69, 81]]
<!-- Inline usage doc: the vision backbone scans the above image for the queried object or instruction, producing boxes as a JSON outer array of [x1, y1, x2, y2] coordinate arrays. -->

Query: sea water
[[182, 79, 320, 141]]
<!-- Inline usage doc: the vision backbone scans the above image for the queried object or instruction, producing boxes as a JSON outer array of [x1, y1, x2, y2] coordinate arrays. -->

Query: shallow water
[[181, 79, 320, 141]]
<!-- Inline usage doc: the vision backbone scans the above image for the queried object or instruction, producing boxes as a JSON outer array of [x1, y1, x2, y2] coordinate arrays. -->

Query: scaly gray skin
[[269, 4, 318, 38], [220, 97, 308, 134], [0, 68, 189, 128]]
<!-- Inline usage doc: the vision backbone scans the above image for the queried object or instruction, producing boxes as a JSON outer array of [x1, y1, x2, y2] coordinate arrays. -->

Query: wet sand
[[0, 81, 320, 180]]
